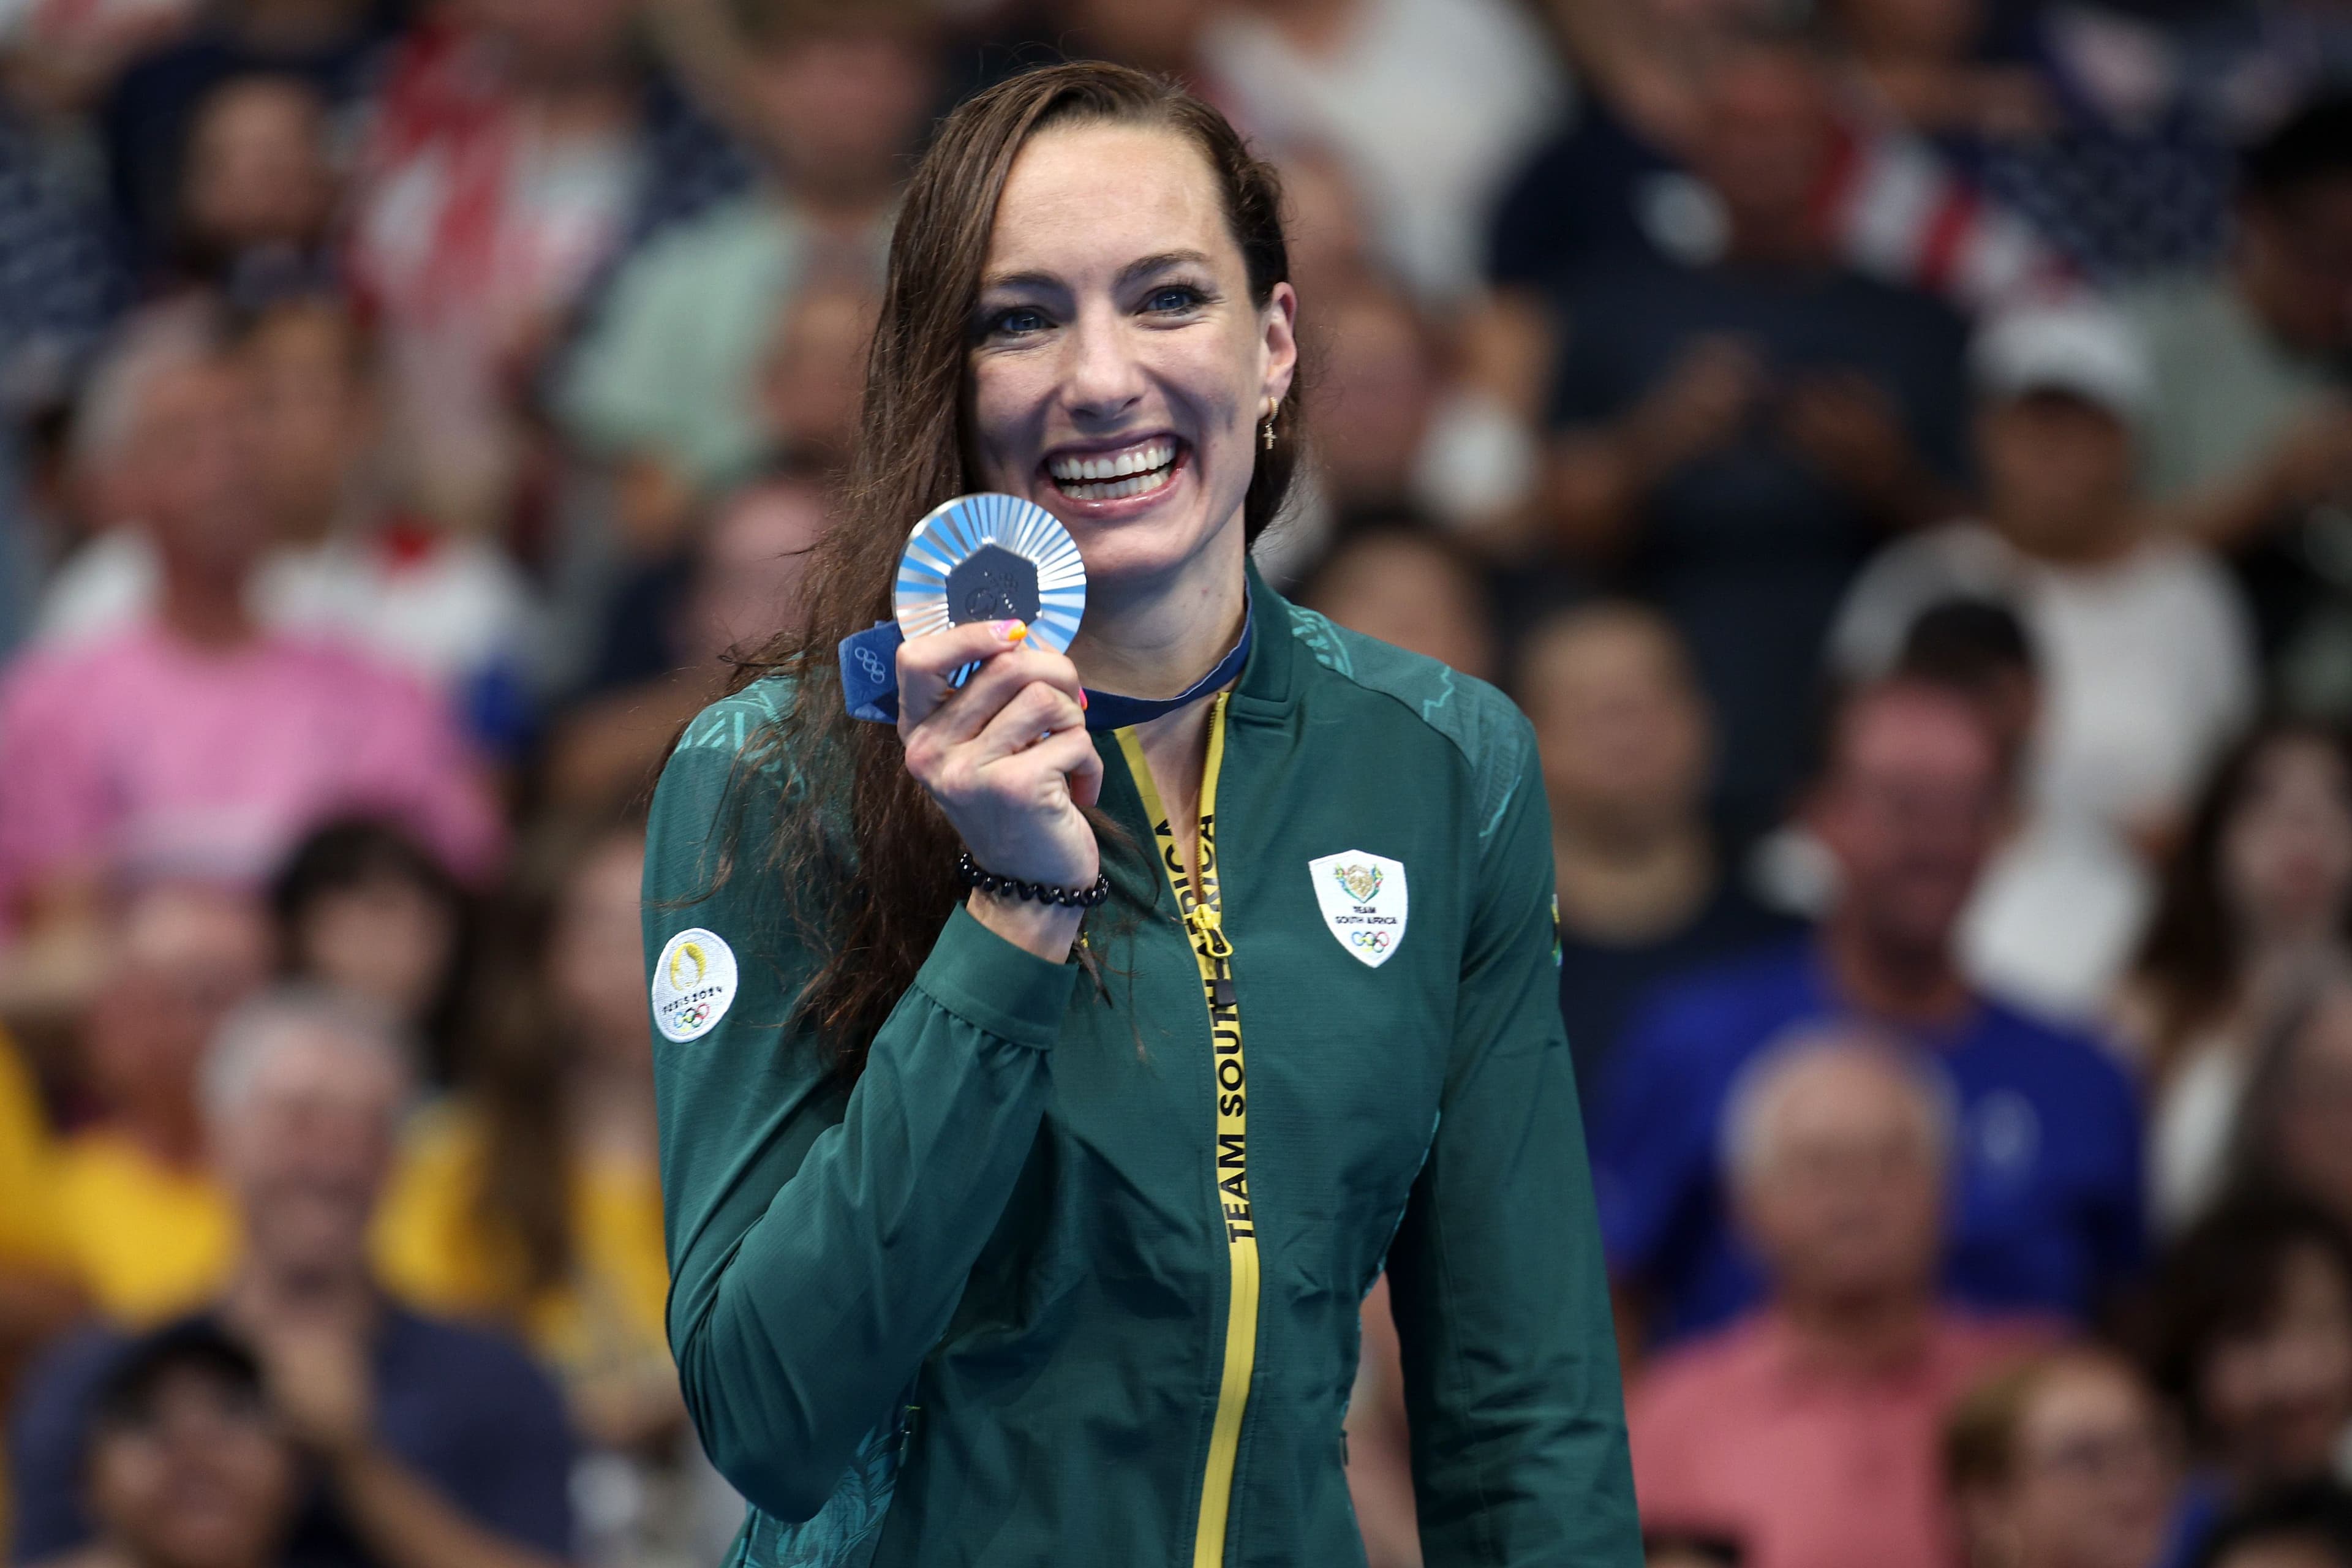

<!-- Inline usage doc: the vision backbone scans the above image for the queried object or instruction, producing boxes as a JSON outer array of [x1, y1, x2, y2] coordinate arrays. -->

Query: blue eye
[[1145, 285, 1205, 314]]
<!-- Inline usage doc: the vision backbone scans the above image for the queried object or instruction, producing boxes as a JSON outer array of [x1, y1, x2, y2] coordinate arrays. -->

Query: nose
[[1060, 301, 1146, 424]]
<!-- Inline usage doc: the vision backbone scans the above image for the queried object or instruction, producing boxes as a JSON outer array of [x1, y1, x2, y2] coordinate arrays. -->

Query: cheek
[[965, 358, 1057, 478]]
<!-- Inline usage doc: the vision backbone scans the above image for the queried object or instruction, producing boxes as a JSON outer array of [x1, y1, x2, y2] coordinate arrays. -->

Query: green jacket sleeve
[[1384, 708, 1642, 1566], [643, 706, 1079, 1523]]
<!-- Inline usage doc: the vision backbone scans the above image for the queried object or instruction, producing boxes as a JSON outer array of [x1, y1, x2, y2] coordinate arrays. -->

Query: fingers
[[1024, 726, 1104, 810], [921, 646, 1086, 748], [966, 679, 1087, 766], [896, 619, 1033, 731]]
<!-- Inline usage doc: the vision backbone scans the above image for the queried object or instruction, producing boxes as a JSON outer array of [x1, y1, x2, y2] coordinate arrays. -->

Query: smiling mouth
[[1044, 437, 1183, 502]]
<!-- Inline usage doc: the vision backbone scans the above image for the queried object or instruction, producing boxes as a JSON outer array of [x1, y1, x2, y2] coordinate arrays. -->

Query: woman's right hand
[[897, 620, 1102, 953]]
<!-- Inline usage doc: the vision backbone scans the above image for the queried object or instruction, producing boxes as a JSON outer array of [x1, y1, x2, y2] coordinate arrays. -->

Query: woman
[[2117, 722, 2352, 1231], [271, 816, 469, 1083], [1943, 1346, 2179, 1568], [642, 62, 1637, 1566], [2143, 1194, 2352, 1561]]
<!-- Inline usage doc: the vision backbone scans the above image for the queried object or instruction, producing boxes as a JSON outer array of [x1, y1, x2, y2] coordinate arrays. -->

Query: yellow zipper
[[1115, 694, 1257, 1568]]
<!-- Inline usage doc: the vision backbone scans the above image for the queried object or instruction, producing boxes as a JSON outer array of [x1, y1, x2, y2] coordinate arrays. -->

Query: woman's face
[[293, 874, 456, 1024], [966, 121, 1297, 598], [2200, 1243, 2352, 1488], [1990, 1359, 2176, 1568], [2222, 738, 2352, 948]]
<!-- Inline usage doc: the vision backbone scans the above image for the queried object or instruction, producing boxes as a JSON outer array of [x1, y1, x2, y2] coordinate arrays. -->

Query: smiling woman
[[641, 61, 1638, 1568]]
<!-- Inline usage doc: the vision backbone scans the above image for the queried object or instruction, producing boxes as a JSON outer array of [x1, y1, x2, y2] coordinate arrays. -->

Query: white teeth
[[1049, 440, 1174, 484], [1055, 461, 1178, 502]]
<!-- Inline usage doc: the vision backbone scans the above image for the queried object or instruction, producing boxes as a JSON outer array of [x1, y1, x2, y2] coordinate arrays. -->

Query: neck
[[1725, 213, 1826, 270], [1553, 814, 1714, 944], [157, 565, 255, 650], [1823, 909, 1970, 1024], [1067, 530, 1248, 701], [1999, 507, 2141, 568], [220, 1252, 377, 1331], [1781, 1284, 1934, 1371]]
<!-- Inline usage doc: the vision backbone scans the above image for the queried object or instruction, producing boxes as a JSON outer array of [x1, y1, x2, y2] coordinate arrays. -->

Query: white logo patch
[[650, 927, 738, 1043], [1308, 851, 1408, 968]]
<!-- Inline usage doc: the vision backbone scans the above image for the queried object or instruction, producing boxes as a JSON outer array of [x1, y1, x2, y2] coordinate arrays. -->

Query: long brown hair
[[2129, 719, 2352, 1082], [715, 63, 1302, 1075]]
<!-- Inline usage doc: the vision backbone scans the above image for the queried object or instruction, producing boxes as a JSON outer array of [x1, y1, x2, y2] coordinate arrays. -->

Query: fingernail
[[1000, 620, 1029, 643], [1079, 690, 1089, 710]]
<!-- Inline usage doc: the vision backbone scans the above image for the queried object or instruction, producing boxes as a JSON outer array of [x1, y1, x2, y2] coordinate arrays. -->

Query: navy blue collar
[[837, 585, 1254, 732]]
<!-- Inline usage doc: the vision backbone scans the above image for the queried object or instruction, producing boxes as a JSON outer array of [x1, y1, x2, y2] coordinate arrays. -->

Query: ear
[[1259, 281, 1298, 406]]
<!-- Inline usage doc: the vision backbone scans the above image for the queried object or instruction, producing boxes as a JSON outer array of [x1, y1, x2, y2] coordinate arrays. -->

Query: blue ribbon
[[836, 589, 1254, 733]]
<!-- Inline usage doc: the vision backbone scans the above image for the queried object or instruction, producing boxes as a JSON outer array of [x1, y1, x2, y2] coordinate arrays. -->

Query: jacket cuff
[[912, 903, 1079, 1051]]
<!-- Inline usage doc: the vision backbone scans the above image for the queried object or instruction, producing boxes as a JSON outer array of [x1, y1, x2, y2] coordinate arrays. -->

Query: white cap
[[1969, 299, 2152, 424]]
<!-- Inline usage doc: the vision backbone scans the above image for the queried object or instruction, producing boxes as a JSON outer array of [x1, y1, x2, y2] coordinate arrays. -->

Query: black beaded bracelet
[[957, 851, 1111, 908]]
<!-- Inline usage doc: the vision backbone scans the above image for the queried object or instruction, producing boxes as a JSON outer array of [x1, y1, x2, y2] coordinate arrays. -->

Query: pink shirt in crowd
[[0, 620, 505, 913], [1629, 1309, 2051, 1568]]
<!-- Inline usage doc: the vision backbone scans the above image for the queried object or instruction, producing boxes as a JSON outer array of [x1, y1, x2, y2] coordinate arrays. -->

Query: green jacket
[[642, 576, 1638, 1567]]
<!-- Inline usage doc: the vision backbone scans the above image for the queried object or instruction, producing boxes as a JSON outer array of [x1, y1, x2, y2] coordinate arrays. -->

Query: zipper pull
[[1188, 900, 1233, 960]]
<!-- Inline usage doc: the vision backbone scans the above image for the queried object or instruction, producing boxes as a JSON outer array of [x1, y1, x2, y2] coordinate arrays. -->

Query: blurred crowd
[[16, 0, 2352, 1566]]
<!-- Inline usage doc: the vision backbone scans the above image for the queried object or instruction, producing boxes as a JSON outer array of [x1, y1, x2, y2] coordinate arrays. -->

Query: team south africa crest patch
[[1307, 851, 1408, 968]]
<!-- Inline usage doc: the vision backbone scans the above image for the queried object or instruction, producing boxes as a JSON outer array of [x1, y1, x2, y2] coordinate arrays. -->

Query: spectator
[[1197, 0, 1566, 303], [375, 816, 725, 1565], [2192, 1483, 2352, 1568], [543, 464, 827, 814], [1823, 0, 2243, 284], [1628, 1028, 2048, 1568], [37, 293, 548, 749], [72, 1321, 300, 1568], [2120, 96, 2352, 714], [1540, 35, 1971, 839], [1944, 1347, 2180, 1568], [1486, 3, 2066, 338], [2143, 1195, 2352, 1562], [100, 0, 400, 274], [2120, 723, 2352, 1231], [1515, 601, 1795, 1088], [269, 818, 469, 1087], [1594, 676, 2144, 1347], [168, 72, 337, 301], [557, 0, 929, 497], [1295, 522, 1499, 684], [748, 266, 878, 477], [53, 882, 270, 1324], [345, 0, 748, 535], [1829, 300, 2258, 1016], [0, 307, 503, 944], [11, 985, 576, 1568]]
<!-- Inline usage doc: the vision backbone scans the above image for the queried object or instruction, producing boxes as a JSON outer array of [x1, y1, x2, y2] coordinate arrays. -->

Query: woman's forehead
[[983, 121, 1235, 284]]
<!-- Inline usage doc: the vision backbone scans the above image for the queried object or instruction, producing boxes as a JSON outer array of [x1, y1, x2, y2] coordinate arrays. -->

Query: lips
[[1043, 436, 1183, 503]]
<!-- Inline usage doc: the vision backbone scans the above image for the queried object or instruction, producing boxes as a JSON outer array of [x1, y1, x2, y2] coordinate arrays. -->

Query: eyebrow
[[978, 249, 1216, 296]]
